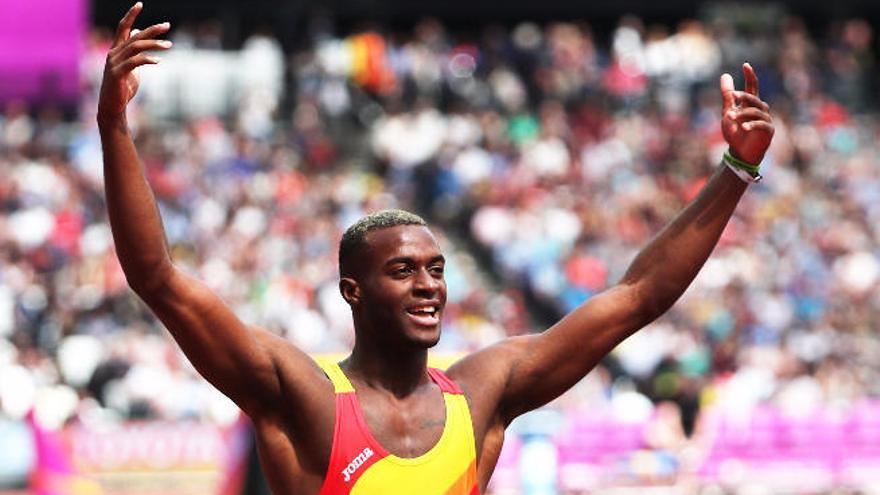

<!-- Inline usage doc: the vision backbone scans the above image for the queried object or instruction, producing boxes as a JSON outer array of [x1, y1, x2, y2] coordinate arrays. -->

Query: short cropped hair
[[339, 209, 427, 277]]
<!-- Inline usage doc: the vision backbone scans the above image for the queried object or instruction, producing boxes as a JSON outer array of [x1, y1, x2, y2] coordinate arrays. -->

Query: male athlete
[[98, 3, 774, 494]]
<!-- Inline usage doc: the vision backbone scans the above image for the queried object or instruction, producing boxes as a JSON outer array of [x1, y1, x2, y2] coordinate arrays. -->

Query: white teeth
[[411, 307, 436, 314]]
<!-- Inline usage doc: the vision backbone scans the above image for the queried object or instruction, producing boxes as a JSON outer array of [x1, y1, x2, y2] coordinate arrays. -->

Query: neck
[[344, 338, 430, 398]]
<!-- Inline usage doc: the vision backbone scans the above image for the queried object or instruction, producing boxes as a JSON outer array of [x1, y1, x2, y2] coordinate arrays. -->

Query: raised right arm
[[97, 3, 327, 417]]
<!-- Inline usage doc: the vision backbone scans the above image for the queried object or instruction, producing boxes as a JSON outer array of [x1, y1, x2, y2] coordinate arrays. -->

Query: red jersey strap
[[319, 392, 383, 494], [426, 368, 463, 395]]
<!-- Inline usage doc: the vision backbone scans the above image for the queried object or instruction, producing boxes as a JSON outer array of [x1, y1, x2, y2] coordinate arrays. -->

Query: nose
[[413, 267, 441, 294]]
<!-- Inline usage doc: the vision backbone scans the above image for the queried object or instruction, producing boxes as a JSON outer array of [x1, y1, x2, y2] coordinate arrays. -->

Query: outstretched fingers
[[115, 38, 172, 62], [743, 62, 759, 97], [719, 73, 736, 112], [129, 22, 172, 43], [730, 65, 771, 132], [721, 64, 765, 112], [108, 16, 172, 77], [114, 2, 143, 47], [116, 53, 161, 74], [100, 3, 172, 117], [719, 62, 774, 163]]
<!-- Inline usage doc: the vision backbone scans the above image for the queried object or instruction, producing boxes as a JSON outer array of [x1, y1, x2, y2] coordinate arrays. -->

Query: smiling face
[[341, 224, 447, 350]]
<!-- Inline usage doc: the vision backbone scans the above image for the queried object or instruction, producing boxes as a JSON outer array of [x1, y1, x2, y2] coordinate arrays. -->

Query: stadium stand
[[1, 5, 879, 493]]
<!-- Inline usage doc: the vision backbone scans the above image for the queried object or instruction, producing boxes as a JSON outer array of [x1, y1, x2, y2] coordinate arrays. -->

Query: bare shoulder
[[446, 336, 536, 425], [252, 329, 336, 407], [248, 329, 338, 479], [446, 336, 531, 388]]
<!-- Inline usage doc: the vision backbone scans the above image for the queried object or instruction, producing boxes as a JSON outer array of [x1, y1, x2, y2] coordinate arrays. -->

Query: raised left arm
[[454, 63, 774, 424]]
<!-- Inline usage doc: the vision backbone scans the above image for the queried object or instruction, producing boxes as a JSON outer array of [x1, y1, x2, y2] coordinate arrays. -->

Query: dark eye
[[430, 265, 445, 275], [393, 267, 413, 277]]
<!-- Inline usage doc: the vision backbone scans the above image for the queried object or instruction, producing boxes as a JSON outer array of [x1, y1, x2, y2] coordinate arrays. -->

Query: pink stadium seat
[[699, 404, 880, 485]]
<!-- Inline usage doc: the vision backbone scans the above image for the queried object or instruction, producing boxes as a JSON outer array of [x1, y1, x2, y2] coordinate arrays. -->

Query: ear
[[339, 277, 361, 306]]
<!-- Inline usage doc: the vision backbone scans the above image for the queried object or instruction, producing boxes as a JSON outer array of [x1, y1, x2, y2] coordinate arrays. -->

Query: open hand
[[98, 2, 172, 120], [720, 63, 774, 165]]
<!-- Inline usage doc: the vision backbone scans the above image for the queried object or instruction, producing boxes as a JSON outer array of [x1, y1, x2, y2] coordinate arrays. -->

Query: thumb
[[719, 73, 735, 111]]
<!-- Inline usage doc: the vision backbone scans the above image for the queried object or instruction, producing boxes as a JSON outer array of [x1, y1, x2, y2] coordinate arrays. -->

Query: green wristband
[[723, 150, 760, 173]]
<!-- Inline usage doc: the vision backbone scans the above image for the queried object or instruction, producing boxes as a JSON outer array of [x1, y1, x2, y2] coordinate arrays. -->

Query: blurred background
[[2, 0, 880, 493]]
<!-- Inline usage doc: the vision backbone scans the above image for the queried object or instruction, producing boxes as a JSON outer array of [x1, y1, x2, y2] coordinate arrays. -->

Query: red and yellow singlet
[[317, 361, 479, 495]]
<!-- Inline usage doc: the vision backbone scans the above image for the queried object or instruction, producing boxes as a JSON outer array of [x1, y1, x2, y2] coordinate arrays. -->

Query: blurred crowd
[[2, 5, 880, 489], [296, 9, 880, 433]]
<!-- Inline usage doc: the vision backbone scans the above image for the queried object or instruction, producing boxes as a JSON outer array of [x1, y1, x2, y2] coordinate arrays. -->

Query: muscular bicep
[[496, 283, 650, 421], [138, 266, 295, 414]]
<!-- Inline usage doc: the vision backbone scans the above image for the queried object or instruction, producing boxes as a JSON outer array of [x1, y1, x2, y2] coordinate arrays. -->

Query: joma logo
[[342, 447, 374, 482]]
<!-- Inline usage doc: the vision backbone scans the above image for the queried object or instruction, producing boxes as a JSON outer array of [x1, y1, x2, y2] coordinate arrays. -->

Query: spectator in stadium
[[97, 3, 772, 494]]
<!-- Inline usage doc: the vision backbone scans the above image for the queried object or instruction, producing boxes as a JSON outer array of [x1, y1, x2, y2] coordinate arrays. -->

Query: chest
[[356, 386, 448, 458]]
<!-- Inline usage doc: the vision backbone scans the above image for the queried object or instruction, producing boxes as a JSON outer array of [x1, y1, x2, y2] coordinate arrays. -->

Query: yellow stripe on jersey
[[316, 357, 356, 393], [349, 393, 477, 494]]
